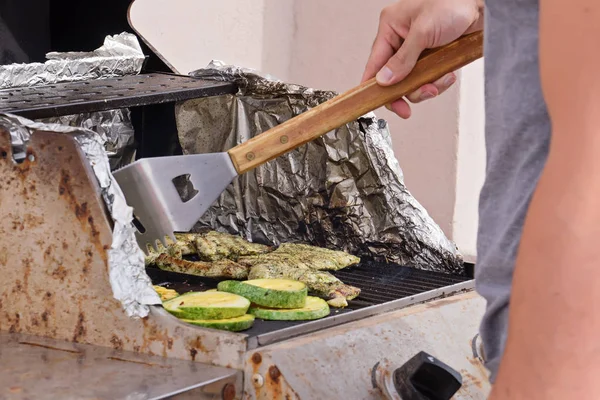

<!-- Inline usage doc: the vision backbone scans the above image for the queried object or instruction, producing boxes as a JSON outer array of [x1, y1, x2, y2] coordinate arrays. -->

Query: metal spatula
[[113, 32, 483, 252]]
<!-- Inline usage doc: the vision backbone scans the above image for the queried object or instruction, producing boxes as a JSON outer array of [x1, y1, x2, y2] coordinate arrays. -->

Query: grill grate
[[0, 73, 237, 119], [146, 261, 470, 340]]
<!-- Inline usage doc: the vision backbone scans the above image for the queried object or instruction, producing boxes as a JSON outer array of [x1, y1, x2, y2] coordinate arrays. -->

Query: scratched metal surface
[[243, 291, 491, 400], [0, 130, 247, 370], [0, 332, 241, 400]]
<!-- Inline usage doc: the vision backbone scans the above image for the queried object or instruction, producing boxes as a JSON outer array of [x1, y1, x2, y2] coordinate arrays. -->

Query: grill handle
[[372, 351, 462, 400]]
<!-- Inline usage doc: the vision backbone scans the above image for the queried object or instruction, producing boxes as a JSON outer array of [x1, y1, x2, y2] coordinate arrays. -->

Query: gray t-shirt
[[475, 0, 550, 382]]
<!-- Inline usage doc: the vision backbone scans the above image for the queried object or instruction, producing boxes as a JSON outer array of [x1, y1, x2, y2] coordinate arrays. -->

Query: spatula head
[[112, 153, 238, 253]]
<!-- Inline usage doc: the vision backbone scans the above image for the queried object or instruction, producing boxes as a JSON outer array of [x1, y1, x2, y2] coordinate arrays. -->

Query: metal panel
[[243, 291, 491, 399], [0, 130, 247, 369], [0, 332, 242, 400], [0, 73, 236, 119]]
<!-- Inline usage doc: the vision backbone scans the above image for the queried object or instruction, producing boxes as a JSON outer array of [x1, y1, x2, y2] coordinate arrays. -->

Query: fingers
[[376, 27, 425, 86], [385, 99, 412, 119], [383, 71, 457, 119], [405, 72, 457, 103], [361, 25, 402, 83]]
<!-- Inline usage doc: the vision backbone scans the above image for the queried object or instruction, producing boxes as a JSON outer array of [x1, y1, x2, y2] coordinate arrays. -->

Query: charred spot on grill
[[72, 312, 86, 342], [41, 311, 49, 324], [110, 335, 124, 350], [189, 348, 198, 361], [57, 146, 63, 151], [251, 352, 262, 364], [268, 366, 281, 383], [45, 291, 52, 299]]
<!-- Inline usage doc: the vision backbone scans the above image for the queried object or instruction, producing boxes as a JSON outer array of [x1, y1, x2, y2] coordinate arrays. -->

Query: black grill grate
[[0, 73, 237, 119], [332, 261, 467, 307], [146, 261, 470, 339]]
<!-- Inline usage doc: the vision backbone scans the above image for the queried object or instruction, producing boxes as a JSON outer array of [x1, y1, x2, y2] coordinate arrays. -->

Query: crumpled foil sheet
[[1, 113, 160, 318], [40, 110, 137, 170], [176, 61, 464, 275], [0, 32, 144, 170], [0, 32, 145, 88]]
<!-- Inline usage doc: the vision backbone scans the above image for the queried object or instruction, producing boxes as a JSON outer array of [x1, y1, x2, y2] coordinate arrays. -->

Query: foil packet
[[0, 32, 144, 169], [176, 61, 464, 275], [1, 113, 160, 318]]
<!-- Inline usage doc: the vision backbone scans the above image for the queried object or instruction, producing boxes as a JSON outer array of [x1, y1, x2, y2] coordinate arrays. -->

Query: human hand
[[362, 0, 484, 118]]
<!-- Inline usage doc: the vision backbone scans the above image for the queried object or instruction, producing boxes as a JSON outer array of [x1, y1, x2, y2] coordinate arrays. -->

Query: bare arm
[[490, 1, 600, 398]]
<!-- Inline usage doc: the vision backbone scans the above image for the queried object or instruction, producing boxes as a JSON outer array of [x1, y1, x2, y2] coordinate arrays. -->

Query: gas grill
[[0, 3, 490, 399]]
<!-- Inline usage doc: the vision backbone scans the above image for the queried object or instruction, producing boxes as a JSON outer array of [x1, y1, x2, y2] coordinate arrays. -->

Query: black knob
[[393, 351, 462, 400]]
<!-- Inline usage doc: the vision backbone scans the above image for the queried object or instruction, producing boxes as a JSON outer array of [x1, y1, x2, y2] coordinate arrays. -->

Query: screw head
[[280, 135, 289, 144], [246, 152, 256, 161], [252, 374, 264, 387]]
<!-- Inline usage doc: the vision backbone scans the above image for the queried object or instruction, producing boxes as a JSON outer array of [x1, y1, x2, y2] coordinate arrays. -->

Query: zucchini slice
[[153, 285, 179, 301], [249, 296, 330, 321], [217, 279, 307, 309], [181, 314, 255, 332], [163, 291, 250, 320]]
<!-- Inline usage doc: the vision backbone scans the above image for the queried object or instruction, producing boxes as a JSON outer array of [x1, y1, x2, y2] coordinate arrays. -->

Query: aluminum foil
[[175, 61, 465, 275], [0, 113, 160, 318], [0, 32, 145, 88], [0, 32, 144, 170], [40, 110, 137, 170]]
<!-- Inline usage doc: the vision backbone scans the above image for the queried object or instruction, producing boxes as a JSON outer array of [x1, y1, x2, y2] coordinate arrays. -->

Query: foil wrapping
[[0, 32, 144, 170], [176, 61, 464, 275], [40, 110, 137, 171], [1, 113, 160, 318], [0, 32, 145, 88]]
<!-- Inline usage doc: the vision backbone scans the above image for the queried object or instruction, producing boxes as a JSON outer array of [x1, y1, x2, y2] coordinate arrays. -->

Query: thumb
[[376, 28, 425, 86]]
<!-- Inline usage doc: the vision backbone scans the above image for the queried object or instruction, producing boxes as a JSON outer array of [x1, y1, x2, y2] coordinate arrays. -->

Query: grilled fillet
[[145, 234, 196, 265], [194, 231, 271, 261], [154, 254, 249, 279], [248, 263, 360, 308], [268, 243, 360, 271]]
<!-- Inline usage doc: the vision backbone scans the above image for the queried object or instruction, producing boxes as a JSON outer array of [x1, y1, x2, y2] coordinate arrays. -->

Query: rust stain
[[31, 314, 40, 327], [0, 247, 6, 265], [72, 312, 86, 342], [8, 312, 21, 333], [110, 335, 124, 350], [252, 352, 262, 365], [268, 366, 281, 383], [186, 335, 208, 361], [8, 387, 22, 394], [22, 257, 32, 295], [51, 265, 68, 281], [12, 279, 22, 294], [58, 169, 108, 259], [140, 319, 175, 358], [222, 383, 236, 400], [41, 310, 50, 326], [460, 369, 483, 389]]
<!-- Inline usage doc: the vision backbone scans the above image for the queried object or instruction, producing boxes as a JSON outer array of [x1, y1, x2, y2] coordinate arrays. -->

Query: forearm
[[490, 135, 600, 399], [490, 1, 600, 398]]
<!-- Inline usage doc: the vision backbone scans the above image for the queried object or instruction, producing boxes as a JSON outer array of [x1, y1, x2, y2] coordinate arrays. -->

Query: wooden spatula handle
[[228, 31, 483, 174]]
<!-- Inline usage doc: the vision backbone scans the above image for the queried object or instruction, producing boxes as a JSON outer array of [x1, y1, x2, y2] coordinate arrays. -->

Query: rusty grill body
[[0, 7, 489, 398]]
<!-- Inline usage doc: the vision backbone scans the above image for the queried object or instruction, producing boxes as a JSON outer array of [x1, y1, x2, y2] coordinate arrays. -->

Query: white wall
[[128, 0, 485, 261]]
